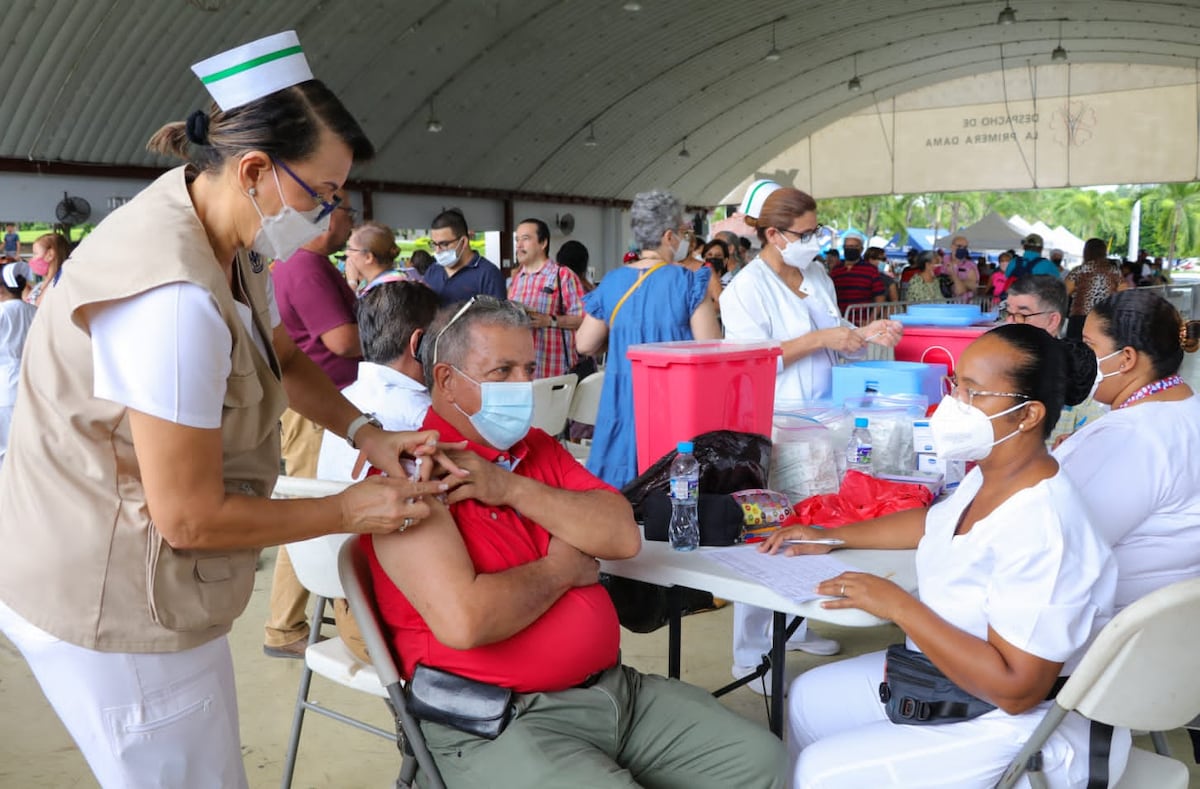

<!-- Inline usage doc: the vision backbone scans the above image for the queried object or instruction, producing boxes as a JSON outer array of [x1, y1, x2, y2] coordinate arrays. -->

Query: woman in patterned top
[[1065, 238, 1122, 340], [904, 251, 945, 303]]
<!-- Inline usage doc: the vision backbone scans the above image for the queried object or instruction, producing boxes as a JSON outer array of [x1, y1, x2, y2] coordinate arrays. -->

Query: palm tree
[[1145, 183, 1200, 260]]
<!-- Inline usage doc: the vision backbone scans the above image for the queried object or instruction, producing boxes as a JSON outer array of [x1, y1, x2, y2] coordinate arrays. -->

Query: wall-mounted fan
[[55, 192, 92, 226], [555, 212, 575, 235]]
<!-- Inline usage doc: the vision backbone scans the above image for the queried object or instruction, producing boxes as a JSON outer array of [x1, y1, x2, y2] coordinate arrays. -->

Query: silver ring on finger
[[840, 583, 846, 597], [401, 517, 415, 531]]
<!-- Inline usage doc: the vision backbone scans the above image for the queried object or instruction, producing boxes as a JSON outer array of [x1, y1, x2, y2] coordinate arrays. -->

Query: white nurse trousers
[[0, 597, 248, 789], [786, 651, 1130, 789]]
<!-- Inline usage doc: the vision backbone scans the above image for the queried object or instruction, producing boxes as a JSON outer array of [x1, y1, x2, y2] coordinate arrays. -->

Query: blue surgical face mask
[[452, 367, 533, 450]]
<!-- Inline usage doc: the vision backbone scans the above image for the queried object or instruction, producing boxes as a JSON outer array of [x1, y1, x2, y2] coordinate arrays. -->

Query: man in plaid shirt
[[508, 218, 586, 378]]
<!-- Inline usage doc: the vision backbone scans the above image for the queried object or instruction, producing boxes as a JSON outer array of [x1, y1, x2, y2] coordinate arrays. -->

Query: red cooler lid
[[626, 340, 782, 366]]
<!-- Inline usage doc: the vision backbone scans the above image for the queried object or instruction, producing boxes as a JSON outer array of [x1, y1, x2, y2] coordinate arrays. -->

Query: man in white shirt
[[317, 281, 440, 481]]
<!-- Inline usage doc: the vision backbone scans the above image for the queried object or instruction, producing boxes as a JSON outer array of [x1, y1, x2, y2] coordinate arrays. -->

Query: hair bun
[[1183, 319, 1200, 354], [1061, 337, 1098, 407], [185, 110, 210, 146]]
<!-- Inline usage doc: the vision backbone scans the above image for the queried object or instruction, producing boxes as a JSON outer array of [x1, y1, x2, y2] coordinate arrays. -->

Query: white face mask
[[247, 167, 328, 262], [779, 237, 822, 271], [1088, 349, 1123, 401], [929, 394, 1028, 461], [434, 238, 462, 268], [672, 232, 690, 263]]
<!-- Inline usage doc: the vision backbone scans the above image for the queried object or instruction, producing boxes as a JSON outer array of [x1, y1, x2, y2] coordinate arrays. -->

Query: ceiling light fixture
[[764, 23, 781, 62], [1051, 20, 1068, 61], [425, 98, 442, 133], [997, 2, 1016, 25], [623, 1, 641, 11], [678, 137, 690, 158], [584, 122, 598, 147], [848, 52, 862, 92]]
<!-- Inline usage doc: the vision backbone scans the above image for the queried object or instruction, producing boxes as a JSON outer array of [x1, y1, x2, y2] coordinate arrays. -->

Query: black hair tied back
[[185, 109, 211, 146]]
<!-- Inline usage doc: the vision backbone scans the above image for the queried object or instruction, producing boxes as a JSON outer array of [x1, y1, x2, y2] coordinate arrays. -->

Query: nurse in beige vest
[[0, 32, 457, 788]]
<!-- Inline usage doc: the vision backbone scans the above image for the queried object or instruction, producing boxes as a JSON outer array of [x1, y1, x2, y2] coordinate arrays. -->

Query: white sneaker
[[788, 633, 841, 656], [731, 664, 783, 696]]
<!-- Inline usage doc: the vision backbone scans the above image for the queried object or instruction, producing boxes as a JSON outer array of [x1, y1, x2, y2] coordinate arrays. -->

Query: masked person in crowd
[[763, 324, 1123, 788], [0, 32, 460, 787], [720, 185, 901, 687], [423, 207, 506, 306]]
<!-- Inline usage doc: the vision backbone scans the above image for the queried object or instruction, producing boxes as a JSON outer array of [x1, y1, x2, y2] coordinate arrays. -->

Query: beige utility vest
[[0, 166, 286, 652]]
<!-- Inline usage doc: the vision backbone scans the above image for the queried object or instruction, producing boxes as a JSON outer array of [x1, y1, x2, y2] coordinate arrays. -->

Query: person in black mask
[[947, 235, 981, 294]]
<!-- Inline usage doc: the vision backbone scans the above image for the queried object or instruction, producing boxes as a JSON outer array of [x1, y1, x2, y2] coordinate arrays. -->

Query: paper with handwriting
[[704, 546, 854, 604]]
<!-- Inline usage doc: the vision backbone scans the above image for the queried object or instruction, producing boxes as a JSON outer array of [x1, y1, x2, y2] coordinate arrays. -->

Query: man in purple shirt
[[422, 207, 507, 305], [265, 196, 362, 658]]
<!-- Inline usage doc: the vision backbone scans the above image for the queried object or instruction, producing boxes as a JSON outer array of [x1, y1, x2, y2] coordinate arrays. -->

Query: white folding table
[[601, 541, 917, 735]]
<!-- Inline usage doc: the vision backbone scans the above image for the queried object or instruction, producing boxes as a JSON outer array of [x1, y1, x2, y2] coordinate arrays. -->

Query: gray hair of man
[[629, 189, 684, 252], [420, 296, 531, 390], [1006, 274, 1068, 320]]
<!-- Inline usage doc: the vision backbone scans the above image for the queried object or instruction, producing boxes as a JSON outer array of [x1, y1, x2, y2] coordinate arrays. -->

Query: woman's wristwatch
[[345, 412, 383, 449]]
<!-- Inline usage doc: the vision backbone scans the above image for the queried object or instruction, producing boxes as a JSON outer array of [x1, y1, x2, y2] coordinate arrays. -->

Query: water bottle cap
[[855, 417, 869, 428], [677, 441, 694, 454]]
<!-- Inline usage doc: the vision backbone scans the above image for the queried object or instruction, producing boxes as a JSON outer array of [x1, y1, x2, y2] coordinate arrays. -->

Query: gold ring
[[840, 583, 846, 596]]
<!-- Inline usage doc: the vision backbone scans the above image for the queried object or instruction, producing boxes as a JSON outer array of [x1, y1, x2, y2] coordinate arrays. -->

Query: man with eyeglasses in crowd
[[1001, 274, 1066, 337], [266, 191, 364, 658], [423, 207, 507, 306]]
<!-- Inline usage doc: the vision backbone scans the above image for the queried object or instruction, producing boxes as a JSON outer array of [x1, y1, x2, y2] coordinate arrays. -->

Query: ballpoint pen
[[783, 538, 845, 546]]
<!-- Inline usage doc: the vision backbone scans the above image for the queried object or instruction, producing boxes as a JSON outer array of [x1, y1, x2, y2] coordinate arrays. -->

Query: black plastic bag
[[603, 430, 772, 633], [620, 430, 772, 512]]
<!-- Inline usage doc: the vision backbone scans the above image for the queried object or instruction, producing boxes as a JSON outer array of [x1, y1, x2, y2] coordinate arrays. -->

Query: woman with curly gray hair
[[576, 189, 720, 487]]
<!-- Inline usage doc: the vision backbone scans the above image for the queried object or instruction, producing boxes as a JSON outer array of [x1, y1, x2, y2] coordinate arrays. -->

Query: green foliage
[[794, 184, 1200, 258]]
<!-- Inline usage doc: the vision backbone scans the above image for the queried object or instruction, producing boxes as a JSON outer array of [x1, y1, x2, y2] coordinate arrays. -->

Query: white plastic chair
[[564, 370, 604, 462], [531, 373, 577, 437], [338, 537, 445, 789], [995, 576, 1200, 789], [271, 478, 401, 788]]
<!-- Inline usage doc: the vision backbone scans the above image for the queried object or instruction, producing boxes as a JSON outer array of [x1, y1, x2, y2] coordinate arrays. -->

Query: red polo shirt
[[365, 409, 621, 693]]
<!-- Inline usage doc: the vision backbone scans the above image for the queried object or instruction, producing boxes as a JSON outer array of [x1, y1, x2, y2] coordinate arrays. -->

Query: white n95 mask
[[928, 394, 1027, 461], [247, 167, 327, 261], [780, 238, 822, 271]]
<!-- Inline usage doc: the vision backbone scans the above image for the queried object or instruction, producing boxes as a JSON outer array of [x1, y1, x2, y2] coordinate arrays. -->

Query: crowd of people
[[1, 28, 1198, 789]]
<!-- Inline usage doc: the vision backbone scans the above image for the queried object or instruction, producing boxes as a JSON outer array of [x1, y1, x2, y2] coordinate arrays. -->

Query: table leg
[[769, 611, 787, 736], [667, 586, 682, 679]]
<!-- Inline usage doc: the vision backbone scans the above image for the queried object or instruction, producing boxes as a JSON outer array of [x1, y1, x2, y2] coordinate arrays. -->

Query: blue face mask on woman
[[452, 367, 534, 450]]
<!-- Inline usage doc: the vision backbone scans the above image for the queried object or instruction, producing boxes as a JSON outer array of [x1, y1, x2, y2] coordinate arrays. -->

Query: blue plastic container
[[831, 360, 947, 408]]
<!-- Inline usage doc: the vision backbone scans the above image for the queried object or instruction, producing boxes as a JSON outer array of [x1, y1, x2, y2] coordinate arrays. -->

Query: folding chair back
[[286, 532, 352, 600], [996, 576, 1200, 789], [531, 373, 578, 436], [339, 537, 446, 789], [567, 370, 604, 427]]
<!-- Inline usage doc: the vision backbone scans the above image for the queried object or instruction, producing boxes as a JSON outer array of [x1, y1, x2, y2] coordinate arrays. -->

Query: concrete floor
[[2, 351, 1198, 787]]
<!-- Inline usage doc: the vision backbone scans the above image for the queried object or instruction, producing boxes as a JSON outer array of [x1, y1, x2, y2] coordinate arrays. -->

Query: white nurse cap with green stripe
[[190, 30, 313, 111], [738, 179, 782, 221]]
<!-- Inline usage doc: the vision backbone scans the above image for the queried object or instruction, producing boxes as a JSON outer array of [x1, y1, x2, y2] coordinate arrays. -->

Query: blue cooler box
[[831, 360, 947, 407]]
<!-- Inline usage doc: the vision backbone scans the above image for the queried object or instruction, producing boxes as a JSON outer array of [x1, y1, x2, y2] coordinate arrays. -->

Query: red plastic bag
[[785, 470, 934, 528]]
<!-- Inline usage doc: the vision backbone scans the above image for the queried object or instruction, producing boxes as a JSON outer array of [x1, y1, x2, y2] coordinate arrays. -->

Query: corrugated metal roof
[[2, 0, 1200, 203]]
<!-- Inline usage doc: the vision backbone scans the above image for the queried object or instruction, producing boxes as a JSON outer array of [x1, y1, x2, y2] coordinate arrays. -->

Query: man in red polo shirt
[[829, 232, 885, 317], [366, 297, 785, 788]]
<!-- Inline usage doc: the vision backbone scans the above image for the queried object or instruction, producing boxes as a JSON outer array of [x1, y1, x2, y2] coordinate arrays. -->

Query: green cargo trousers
[[419, 663, 786, 788]]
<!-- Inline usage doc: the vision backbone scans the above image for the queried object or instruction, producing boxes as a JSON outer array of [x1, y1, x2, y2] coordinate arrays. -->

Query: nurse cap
[[738, 179, 782, 222], [191, 31, 313, 111]]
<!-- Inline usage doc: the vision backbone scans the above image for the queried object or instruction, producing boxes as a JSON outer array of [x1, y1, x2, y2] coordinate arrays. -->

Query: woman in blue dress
[[576, 190, 721, 488]]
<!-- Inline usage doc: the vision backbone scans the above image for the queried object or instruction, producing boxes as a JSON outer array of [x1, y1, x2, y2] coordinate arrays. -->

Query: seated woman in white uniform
[[719, 183, 901, 679], [762, 324, 1125, 789], [1055, 289, 1200, 610]]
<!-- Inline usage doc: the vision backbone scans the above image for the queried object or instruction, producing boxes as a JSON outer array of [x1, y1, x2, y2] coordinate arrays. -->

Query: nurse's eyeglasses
[[943, 375, 1031, 408], [274, 159, 342, 222], [775, 225, 834, 245]]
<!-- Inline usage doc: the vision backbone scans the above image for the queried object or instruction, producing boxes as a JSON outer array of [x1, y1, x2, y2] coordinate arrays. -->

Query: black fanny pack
[[406, 664, 514, 740], [879, 644, 1067, 726]]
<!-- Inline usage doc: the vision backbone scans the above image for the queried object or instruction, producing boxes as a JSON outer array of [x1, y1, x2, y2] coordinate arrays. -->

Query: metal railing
[[841, 294, 996, 362]]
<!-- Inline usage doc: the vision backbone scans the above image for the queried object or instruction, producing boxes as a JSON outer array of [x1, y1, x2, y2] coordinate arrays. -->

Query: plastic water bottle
[[669, 441, 700, 551], [845, 417, 873, 477]]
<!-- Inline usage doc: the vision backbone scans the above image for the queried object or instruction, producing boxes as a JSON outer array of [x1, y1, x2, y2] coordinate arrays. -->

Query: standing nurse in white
[[0, 32, 458, 788], [719, 183, 901, 683]]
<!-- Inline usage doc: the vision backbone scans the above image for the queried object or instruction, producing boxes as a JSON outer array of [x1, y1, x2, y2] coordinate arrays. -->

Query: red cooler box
[[627, 340, 781, 474], [893, 325, 991, 376]]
